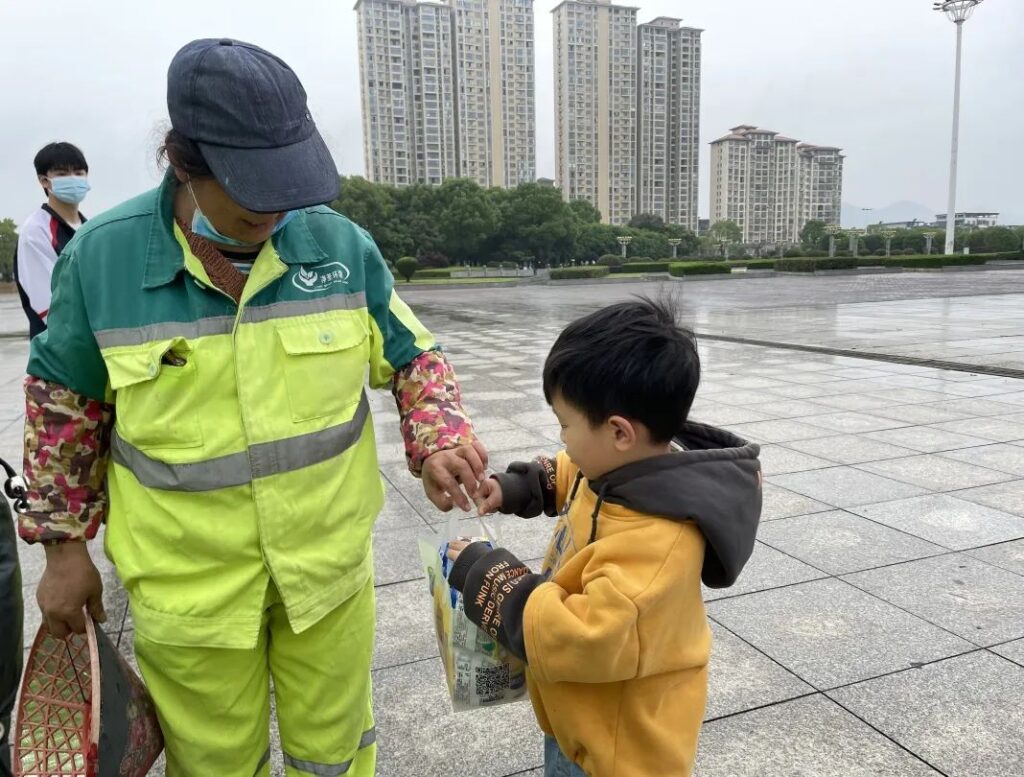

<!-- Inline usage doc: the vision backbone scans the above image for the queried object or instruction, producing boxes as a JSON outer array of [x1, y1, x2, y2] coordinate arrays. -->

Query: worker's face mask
[[49, 175, 91, 205], [187, 180, 297, 247]]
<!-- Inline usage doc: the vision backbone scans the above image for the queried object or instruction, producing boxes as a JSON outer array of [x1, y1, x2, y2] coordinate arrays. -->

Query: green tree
[[330, 176, 410, 262], [573, 223, 620, 263], [434, 178, 499, 264], [664, 225, 700, 257], [628, 213, 665, 231], [395, 256, 419, 283], [966, 226, 1020, 253], [492, 183, 577, 267], [567, 199, 602, 224], [708, 220, 742, 257], [393, 185, 443, 257], [0, 218, 16, 282], [799, 220, 827, 248]]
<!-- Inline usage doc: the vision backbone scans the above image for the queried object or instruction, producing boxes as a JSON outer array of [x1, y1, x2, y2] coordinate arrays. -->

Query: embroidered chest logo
[[292, 262, 351, 293]]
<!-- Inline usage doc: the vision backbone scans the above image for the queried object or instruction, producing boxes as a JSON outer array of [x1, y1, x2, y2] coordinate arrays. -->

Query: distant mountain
[[842, 201, 938, 229]]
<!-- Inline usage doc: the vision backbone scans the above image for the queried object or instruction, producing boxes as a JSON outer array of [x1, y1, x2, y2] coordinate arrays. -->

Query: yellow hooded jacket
[[449, 422, 762, 776]]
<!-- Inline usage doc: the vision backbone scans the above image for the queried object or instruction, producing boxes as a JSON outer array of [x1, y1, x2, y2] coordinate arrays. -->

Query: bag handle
[[0, 456, 28, 515]]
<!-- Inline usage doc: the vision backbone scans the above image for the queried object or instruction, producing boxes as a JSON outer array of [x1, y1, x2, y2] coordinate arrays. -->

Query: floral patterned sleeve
[[19, 377, 113, 544], [392, 350, 477, 476]]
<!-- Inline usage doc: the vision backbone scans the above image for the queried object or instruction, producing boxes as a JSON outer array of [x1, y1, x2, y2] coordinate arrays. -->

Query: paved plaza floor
[[3, 269, 1024, 776]]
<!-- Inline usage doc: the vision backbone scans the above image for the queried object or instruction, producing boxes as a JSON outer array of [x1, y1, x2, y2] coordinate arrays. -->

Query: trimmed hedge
[[730, 259, 776, 270], [598, 254, 624, 267], [669, 262, 733, 277], [610, 261, 673, 274], [776, 257, 857, 272], [626, 256, 653, 264], [415, 268, 453, 279], [550, 266, 611, 280]]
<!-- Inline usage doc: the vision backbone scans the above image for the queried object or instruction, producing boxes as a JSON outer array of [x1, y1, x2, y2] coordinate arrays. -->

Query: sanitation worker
[[19, 38, 486, 777]]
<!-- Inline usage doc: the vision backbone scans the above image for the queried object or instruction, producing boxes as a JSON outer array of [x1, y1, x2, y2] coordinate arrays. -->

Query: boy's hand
[[446, 539, 471, 562], [476, 478, 503, 516]]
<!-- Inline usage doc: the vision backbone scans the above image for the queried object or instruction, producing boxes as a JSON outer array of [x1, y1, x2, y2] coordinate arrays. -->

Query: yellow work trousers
[[134, 578, 376, 777]]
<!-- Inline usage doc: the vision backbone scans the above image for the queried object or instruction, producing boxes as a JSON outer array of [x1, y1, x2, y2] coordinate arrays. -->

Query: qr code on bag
[[474, 664, 510, 704]]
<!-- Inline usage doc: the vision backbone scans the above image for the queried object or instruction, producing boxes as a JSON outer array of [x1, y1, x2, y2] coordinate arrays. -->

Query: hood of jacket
[[587, 421, 762, 588]]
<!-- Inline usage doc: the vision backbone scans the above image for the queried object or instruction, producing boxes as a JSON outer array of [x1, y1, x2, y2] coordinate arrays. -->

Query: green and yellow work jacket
[[24, 175, 448, 649]]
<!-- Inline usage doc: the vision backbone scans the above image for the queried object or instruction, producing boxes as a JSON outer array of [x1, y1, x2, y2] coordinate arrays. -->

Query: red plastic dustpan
[[14, 610, 163, 777]]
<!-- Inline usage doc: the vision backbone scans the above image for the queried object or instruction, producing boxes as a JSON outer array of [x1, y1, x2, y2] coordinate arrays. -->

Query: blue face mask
[[49, 176, 90, 205], [187, 181, 297, 247]]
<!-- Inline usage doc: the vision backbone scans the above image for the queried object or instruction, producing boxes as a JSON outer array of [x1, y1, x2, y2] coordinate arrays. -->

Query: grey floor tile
[[801, 411, 907, 434], [866, 426, 993, 453], [830, 652, 1024, 777], [728, 419, 840, 444], [855, 454, 1013, 491], [373, 524, 438, 586], [757, 444, 836, 476], [927, 416, 1024, 443], [760, 482, 831, 520], [782, 434, 917, 465], [703, 541, 826, 602], [940, 442, 1024, 476], [690, 404, 776, 427], [771, 466, 928, 508], [967, 539, 1024, 575], [707, 578, 973, 689], [758, 510, 945, 575], [843, 553, 1024, 646], [991, 639, 1024, 667], [695, 695, 941, 777], [374, 579, 438, 670], [742, 399, 835, 419], [704, 621, 813, 720], [375, 483, 430, 532], [868, 403, 975, 425], [373, 658, 542, 777], [956, 479, 1024, 517], [852, 493, 1024, 550]]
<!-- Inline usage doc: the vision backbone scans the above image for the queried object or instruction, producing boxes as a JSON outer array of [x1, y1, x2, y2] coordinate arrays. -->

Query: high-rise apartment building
[[709, 125, 844, 244], [355, 0, 535, 189], [637, 18, 701, 231], [553, 0, 639, 226], [553, 1, 701, 227]]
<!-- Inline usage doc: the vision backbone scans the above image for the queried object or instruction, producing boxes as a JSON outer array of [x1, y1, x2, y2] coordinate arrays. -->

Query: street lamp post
[[847, 228, 863, 258], [881, 230, 897, 257], [923, 231, 937, 255], [826, 225, 843, 258], [617, 236, 633, 260], [668, 238, 682, 259], [934, 0, 986, 255]]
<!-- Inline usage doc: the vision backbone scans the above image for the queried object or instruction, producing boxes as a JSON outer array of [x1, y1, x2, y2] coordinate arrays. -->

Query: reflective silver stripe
[[242, 292, 367, 324], [253, 747, 271, 776], [96, 316, 235, 348], [282, 728, 376, 777], [95, 292, 367, 348], [111, 393, 370, 492]]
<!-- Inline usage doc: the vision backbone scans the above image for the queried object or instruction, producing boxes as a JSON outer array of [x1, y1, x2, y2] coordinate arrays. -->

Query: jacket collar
[[142, 173, 329, 289]]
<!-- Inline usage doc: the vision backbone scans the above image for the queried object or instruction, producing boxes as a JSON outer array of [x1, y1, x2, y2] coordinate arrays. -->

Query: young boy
[[14, 141, 90, 338], [447, 299, 762, 776]]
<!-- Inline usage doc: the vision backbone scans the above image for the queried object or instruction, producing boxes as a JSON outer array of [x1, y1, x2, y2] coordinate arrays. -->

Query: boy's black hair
[[543, 297, 700, 443], [33, 142, 88, 176]]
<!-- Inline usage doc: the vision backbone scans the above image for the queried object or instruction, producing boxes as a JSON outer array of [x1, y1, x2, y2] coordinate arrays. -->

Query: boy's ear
[[607, 415, 638, 451], [37, 174, 50, 192]]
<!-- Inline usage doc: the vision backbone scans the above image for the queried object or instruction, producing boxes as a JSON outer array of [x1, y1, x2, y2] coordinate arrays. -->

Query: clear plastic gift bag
[[418, 515, 528, 712]]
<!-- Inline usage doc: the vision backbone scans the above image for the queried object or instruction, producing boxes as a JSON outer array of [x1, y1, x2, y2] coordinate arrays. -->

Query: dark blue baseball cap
[[167, 38, 340, 213]]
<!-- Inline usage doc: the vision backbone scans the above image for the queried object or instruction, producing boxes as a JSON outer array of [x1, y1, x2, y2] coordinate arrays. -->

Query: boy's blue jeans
[[544, 737, 587, 777]]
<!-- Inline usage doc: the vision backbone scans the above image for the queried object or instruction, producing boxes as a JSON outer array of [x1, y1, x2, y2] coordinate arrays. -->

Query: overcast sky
[[2, 0, 1022, 226]]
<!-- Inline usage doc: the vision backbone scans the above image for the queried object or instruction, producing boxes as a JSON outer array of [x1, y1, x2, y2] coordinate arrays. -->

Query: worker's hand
[[475, 478, 503, 516], [421, 440, 489, 512], [37, 542, 106, 638]]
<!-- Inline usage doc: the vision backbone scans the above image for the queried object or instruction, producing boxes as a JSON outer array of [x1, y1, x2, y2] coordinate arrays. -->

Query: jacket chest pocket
[[276, 317, 370, 422], [104, 339, 204, 451]]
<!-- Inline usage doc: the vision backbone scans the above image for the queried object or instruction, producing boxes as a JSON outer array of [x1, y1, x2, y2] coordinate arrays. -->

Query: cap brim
[[198, 129, 340, 213]]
